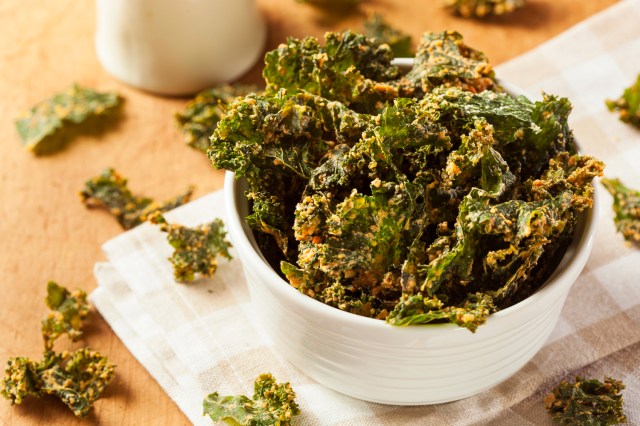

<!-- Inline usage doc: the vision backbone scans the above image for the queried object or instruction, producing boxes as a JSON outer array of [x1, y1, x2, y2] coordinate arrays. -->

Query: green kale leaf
[[400, 31, 497, 97], [80, 168, 194, 229], [210, 91, 371, 256], [363, 14, 414, 58], [443, 0, 527, 18], [176, 84, 258, 153], [601, 177, 640, 242], [387, 293, 494, 332], [606, 73, 640, 128], [263, 31, 400, 113], [2, 283, 115, 417], [37, 348, 116, 417], [203, 373, 300, 426], [294, 183, 417, 281], [15, 84, 122, 155], [1, 349, 114, 418], [1, 357, 41, 405], [42, 281, 89, 351], [151, 214, 233, 282], [545, 377, 627, 425]]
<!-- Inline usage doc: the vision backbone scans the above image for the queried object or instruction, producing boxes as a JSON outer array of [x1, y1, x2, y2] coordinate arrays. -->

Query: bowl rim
[[222, 72, 600, 335]]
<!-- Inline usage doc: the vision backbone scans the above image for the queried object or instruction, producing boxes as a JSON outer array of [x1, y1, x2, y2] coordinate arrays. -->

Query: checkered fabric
[[91, 1, 640, 424]]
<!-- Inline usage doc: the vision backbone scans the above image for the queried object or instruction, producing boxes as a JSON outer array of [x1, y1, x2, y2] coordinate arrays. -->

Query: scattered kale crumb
[[601, 177, 640, 243], [203, 373, 300, 426], [176, 84, 259, 154], [443, 0, 527, 18], [15, 84, 122, 155], [41, 281, 90, 352], [362, 13, 414, 58], [79, 168, 194, 230], [1, 282, 115, 417], [150, 213, 233, 283], [545, 376, 627, 425], [606, 73, 640, 128]]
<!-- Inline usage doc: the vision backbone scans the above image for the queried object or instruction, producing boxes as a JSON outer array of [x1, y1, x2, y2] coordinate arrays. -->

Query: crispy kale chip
[[414, 88, 577, 179], [210, 90, 371, 255], [151, 214, 232, 282], [1, 357, 41, 405], [2, 349, 115, 417], [210, 91, 369, 182], [210, 31, 603, 330], [176, 84, 258, 153], [2, 282, 115, 417], [363, 14, 414, 58], [15, 84, 122, 155], [80, 168, 194, 229], [601, 178, 640, 242], [400, 31, 497, 97], [37, 348, 115, 417], [263, 30, 498, 111], [263, 31, 400, 113], [387, 293, 494, 332], [42, 281, 89, 351], [203, 373, 300, 426], [545, 377, 627, 425], [606, 74, 640, 128], [444, 0, 527, 18]]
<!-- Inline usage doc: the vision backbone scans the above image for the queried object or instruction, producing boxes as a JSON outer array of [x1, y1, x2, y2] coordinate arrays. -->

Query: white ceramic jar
[[95, 0, 267, 96]]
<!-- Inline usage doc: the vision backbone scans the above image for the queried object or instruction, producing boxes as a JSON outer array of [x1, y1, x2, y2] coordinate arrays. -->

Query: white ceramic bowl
[[222, 74, 599, 405], [224, 175, 598, 405]]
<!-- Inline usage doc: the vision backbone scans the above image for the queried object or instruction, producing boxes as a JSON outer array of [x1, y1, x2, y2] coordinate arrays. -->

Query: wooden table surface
[[0, 0, 619, 424]]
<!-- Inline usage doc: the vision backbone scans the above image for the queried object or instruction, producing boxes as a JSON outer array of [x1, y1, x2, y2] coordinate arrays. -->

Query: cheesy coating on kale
[[209, 31, 603, 331]]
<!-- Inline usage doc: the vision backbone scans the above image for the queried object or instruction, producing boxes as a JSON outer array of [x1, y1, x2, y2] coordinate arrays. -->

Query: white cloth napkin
[[91, 1, 640, 424]]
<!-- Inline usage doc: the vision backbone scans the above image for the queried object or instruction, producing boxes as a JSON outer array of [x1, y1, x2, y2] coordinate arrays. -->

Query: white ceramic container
[[224, 175, 598, 405], [95, 0, 266, 96]]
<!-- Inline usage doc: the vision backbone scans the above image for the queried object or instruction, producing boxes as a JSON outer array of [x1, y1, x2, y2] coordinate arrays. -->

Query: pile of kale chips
[[210, 30, 603, 331]]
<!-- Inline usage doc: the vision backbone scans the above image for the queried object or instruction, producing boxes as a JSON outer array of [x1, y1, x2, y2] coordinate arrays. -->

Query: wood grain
[[0, 0, 618, 424]]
